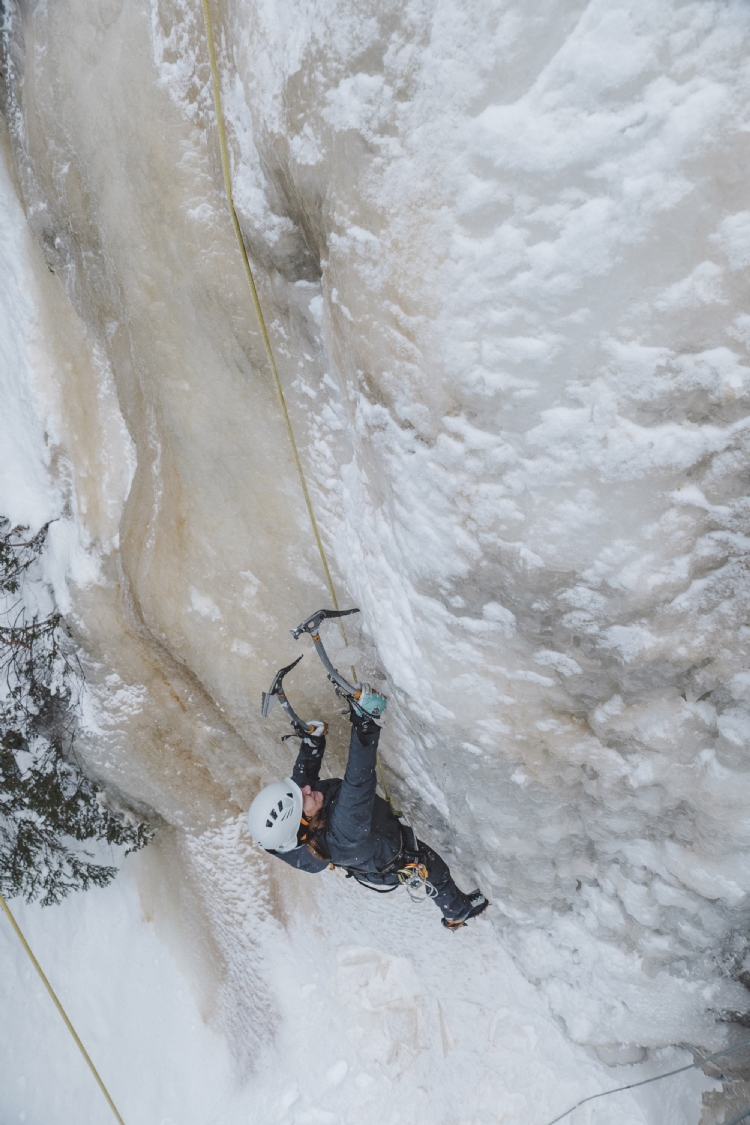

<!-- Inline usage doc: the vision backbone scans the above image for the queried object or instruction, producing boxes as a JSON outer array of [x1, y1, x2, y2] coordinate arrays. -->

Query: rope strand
[[0, 892, 126, 1125], [199, 2, 404, 813], [542, 1036, 750, 1125], [199, 0, 345, 638]]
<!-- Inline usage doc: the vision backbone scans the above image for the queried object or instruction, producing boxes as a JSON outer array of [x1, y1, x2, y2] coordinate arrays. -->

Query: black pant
[[351, 838, 472, 920], [416, 840, 474, 919]]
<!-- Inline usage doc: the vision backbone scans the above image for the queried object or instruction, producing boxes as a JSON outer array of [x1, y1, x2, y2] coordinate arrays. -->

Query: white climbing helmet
[[247, 779, 303, 852]]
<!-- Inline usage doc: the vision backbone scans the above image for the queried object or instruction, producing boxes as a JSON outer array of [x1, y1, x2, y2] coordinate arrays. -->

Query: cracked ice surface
[[2, 0, 750, 1121]]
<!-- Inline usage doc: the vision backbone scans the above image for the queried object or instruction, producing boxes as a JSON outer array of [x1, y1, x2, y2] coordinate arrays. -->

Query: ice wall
[[4, 0, 750, 1061]]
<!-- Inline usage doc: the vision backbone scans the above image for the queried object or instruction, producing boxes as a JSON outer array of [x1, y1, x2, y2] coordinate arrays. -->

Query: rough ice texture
[[0, 824, 717, 1125], [2, 0, 750, 1117]]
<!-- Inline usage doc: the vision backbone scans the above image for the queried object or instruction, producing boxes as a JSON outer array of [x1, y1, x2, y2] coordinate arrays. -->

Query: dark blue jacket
[[270, 723, 402, 881]]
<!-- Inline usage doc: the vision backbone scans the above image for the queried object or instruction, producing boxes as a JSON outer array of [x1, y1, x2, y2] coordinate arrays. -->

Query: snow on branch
[[0, 518, 152, 906]]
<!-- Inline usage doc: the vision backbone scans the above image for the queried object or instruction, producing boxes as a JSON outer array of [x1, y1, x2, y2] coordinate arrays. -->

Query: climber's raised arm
[[326, 714, 381, 850], [291, 722, 328, 789]]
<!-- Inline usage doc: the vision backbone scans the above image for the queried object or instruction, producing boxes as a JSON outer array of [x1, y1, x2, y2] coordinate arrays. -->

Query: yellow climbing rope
[[0, 891, 126, 1125], [198, 1, 408, 816], [199, 0, 343, 625]]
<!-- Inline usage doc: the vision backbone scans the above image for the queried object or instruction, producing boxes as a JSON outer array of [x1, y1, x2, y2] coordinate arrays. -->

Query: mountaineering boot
[[441, 889, 489, 931]]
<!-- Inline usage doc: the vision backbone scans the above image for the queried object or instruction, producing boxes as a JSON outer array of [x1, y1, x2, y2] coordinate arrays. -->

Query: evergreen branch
[[0, 516, 152, 905]]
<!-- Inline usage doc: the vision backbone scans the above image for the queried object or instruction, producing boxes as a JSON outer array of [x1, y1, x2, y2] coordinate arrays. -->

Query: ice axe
[[290, 608, 360, 696], [261, 655, 316, 739], [290, 608, 395, 809]]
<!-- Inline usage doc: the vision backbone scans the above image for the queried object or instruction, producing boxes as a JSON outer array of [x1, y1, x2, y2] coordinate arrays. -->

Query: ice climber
[[247, 687, 489, 931]]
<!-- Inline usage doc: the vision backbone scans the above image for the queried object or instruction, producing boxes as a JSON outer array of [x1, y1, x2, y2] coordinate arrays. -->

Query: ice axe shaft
[[291, 608, 360, 695], [261, 655, 314, 735]]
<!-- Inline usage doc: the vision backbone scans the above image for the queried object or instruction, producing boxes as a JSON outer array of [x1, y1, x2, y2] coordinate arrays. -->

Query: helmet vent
[[247, 779, 303, 851]]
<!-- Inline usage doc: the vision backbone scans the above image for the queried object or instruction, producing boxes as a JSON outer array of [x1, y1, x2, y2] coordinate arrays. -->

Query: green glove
[[352, 684, 387, 720]]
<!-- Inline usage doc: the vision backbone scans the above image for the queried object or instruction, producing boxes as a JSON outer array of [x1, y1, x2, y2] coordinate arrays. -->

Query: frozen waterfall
[[2, 1, 750, 1122]]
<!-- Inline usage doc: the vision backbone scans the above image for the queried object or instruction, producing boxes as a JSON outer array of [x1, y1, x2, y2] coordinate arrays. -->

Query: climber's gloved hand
[[301, 721, 327, 748], [347, 685, 387, 729]]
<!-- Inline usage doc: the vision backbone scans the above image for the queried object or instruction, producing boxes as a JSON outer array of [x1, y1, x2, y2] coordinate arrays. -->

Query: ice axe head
[[291, 607, 359, 640], [261, 654, 304, 717]]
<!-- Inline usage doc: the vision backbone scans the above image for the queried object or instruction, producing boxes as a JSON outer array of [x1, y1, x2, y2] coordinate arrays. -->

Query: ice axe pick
[[261, 655, 315, 738]]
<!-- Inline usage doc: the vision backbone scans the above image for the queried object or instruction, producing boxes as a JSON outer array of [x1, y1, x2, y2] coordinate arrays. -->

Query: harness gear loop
[[398, 862, 438, 903], [339, 822, 433, 898], [344, 870, 400, 893], [0, 892, 127, 1125]]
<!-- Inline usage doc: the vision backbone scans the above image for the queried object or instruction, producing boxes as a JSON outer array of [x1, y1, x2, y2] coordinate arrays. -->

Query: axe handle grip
[[278, 694, 314, 734]]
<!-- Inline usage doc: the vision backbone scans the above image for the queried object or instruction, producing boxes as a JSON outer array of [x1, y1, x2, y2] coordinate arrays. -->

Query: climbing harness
[[0, 891, 126, 1125], [541, 1035, 750, 1125], [398, 862, 438, 903], [340, 823, 416, 893], [344, 871, 400, 894], [393, 820, 437, 904], [342, 820, 436, 902]]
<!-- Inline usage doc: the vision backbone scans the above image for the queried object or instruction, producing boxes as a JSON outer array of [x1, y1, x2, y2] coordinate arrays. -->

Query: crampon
[[441, 890, 489, 931]]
